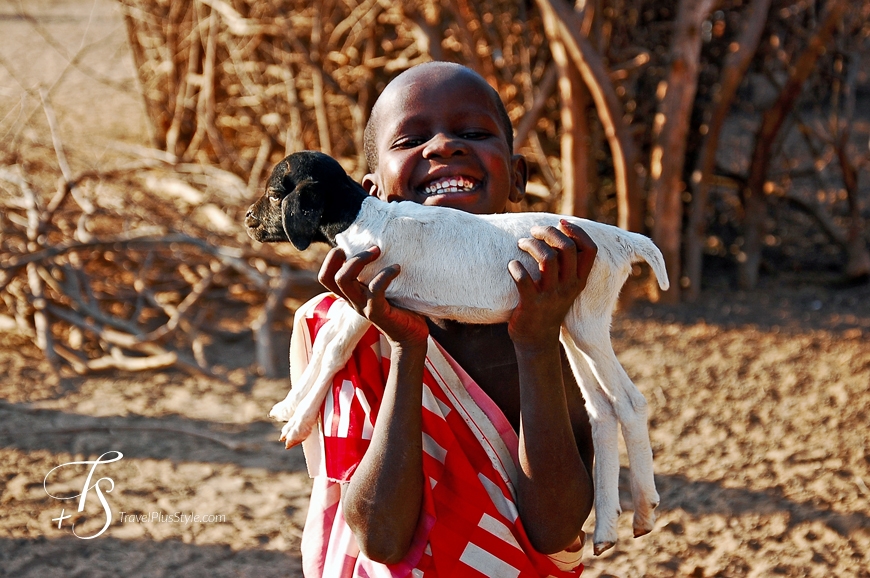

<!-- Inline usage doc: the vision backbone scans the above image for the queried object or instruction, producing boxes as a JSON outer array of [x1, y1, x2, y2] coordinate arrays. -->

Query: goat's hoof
[[632, 502, 659, 538], [270, 402, 293, 422], [632, 515, 656, 537], [593, 541, 615, 556]]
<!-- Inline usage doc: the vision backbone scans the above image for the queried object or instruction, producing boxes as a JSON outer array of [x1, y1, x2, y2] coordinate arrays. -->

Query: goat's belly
[[380, 256, 525, 323]]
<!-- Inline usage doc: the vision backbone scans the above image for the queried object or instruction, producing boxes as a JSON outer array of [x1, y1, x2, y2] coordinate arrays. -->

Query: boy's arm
[[508, 221, 597, 554], [318, 247, 428, 564]]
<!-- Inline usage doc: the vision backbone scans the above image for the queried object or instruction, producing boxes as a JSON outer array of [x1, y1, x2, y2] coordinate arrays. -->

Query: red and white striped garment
[[293, 294, 585, 577]]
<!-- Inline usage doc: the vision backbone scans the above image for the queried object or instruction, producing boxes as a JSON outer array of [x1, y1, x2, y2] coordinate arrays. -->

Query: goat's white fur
[[271, 197, 668, 554]]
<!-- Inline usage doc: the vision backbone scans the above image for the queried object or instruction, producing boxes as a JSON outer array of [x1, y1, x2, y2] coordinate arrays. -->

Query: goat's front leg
[[271, 302, 371, 446]]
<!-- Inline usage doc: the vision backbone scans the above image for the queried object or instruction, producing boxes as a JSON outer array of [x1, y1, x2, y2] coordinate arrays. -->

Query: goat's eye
[[268, 188, 282, 202]]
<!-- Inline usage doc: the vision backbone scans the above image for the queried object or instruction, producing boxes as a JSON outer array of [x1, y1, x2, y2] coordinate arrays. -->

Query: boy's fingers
[[336, 246, 380, 279], [318, 248, 346, 294], [530, 225, 578, 282], [334, 246, 381, 305], [517, 236, 558, 289], [558, 220, 598, 287], [525, 225, 579, 286], [558, 220, 597, 254], [368, 264, 401, 297], [508, 259, 535, 295]]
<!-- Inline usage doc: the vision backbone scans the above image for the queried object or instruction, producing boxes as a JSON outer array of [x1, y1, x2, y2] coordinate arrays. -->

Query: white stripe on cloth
[[337, 379, 354, 438], [323, 384, 336, 435], [478, 513, 523, 550], [478, 473, 519, 523], [422, 384, 451, 418], [422, 432, 448, 464], [459, 542, 521, 578], [354, 387, 374, 440]]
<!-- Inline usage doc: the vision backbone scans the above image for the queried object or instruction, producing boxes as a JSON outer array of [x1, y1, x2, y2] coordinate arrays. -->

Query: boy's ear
[[281, 178, 324, 251], [362, 173, 383, 199], [509, 154, 528, 203]]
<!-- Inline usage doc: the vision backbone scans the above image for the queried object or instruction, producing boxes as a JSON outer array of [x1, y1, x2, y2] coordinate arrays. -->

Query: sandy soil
[[1, 1, 869, 577]]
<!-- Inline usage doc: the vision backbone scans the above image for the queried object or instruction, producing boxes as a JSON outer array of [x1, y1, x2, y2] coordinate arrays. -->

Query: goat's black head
[[245, 151, 367, 250]]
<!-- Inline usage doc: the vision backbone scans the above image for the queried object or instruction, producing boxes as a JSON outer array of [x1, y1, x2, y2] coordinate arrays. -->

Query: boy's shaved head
[[364, 62, 513, 172]]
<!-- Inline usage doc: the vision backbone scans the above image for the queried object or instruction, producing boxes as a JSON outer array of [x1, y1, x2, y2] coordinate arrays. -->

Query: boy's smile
[[363, 63, 527, 215], [421, 175, 478, 196]]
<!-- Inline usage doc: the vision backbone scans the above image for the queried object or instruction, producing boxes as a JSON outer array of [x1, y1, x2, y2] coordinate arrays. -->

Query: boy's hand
[[507, 220, 597, 347], [318, 246, 430, 347]]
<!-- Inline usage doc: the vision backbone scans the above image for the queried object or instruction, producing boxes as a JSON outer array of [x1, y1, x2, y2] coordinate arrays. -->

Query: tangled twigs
[[0, 157, 321, 380], [117, 0, 556, 181], [2, 233, 268, 288]]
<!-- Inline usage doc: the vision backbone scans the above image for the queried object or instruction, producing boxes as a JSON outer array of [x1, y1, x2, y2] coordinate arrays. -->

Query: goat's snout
[[244, 198, 289, 244], [244, 207, 260, 229]]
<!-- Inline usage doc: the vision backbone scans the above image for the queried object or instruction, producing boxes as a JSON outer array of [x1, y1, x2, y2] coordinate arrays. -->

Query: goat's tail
[[628, 233, 669, 291]]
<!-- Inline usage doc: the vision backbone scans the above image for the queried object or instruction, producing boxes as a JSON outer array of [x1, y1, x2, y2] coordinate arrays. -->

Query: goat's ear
[[281, 178, 324, 251]]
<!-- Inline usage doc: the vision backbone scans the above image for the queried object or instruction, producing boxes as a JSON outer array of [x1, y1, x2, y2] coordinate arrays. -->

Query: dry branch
[[536, 0, 644, 231], [0, 155, 320, 379]]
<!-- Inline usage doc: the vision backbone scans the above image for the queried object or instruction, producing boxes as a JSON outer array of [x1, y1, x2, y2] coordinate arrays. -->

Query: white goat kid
[[245, 151, 668, 554]]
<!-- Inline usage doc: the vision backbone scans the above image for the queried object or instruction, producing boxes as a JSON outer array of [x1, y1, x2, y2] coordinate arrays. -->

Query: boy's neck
[[426, 317, 521, 432], [425, 318, 517, 368]]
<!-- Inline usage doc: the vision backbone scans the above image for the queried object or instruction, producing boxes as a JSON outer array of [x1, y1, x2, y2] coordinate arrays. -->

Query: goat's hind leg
[[600, 346, 658, 537], [572, 333, 659, 539], [560, 334, 622, 555]]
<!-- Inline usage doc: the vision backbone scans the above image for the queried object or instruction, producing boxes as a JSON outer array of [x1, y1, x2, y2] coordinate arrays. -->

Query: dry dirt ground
[[2, 1, 870, 577]]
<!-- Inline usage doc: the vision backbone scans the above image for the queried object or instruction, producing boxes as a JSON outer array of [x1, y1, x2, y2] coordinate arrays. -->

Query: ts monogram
[[43, 451, 123, 539]]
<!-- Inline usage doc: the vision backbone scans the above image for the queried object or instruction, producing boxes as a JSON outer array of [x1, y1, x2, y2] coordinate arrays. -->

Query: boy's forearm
[[342, 340, 427, 564], [514, 340, 592, 554]]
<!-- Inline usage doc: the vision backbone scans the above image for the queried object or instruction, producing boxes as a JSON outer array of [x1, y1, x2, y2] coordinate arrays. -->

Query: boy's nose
[[422, 133, 467, 158]]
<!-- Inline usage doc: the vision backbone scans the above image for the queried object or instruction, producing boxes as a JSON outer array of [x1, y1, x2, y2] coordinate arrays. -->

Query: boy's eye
[[393, 137, 425, 149], [461, 131, 491, 140]]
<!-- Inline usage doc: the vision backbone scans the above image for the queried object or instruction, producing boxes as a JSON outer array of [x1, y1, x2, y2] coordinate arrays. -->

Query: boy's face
[[363, 67, 526, 215]]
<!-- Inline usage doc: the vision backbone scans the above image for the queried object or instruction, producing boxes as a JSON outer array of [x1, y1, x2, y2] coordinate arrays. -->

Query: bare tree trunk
[[740, 0, 848, 289], [558, 65, 592, 218], [536, 0, 644, 232], [649, 0, 719, 302], [549, 26, 592, 218], [836, 48, 870, 279], [839, 144, 870, 280], [685, 0, 772, 300]]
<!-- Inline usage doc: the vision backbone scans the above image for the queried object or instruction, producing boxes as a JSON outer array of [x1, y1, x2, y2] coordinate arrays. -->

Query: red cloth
[[296, 294, 585, 577]]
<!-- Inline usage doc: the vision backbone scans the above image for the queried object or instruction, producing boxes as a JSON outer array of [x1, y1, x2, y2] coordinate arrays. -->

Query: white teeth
[[423, 177, 476, 195]]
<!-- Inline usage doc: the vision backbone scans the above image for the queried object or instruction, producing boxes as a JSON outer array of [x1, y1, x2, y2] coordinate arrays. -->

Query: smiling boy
[[295, 61, 597, 577]]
